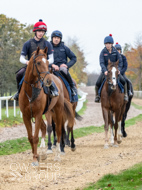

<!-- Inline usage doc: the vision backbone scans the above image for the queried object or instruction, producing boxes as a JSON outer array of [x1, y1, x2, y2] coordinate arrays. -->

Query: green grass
[[77, 100, 88, 115], [0, 114, 142, 156], [83, 163, 142, 190], [131, 102, 142, 110], [0, 107, 23, 127]]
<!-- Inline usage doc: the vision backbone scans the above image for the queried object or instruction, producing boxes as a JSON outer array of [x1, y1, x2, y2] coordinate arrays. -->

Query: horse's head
[[107, 59, 119, 90], [30, 47, 51, 86]]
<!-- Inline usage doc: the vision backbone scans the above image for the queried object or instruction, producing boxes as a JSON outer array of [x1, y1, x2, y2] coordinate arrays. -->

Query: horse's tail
[[63, 98, 75, 127], [75, 111, 83, 121]]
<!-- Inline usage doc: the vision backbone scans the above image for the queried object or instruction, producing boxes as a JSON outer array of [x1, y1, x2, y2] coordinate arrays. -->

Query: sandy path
[[0, 121, 142, 190], [0, 86, 141, 142]]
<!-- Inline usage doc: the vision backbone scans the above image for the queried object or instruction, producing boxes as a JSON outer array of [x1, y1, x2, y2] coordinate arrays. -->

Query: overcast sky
[[1, 0, 142, 73]]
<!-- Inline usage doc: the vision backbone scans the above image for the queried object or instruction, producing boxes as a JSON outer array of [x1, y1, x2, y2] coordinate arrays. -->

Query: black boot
[[61, 71, 77, 96], [124, 84, 128, 102], [13, 91, 19, 101], [95, 86, 100, 103], [127, 82, 133, 97], [49, 81, 59, 98]]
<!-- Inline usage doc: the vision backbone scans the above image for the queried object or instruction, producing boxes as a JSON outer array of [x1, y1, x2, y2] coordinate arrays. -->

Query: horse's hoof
[[60, 151, 65, 155], [52, 145, 56, 149], [40, 154, 47, 160], [104, 145, 109, 149], [117, 140, 122, 144], [122, 132, 127, 138], [47, 149, 53, 154], [31, 162, 39, 166], [71, 147, 76, 151], [113, 144, 119, 148]]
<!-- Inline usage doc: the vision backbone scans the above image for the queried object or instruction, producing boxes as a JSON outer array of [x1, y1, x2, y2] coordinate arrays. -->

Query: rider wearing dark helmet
[[95, 34, 128, 103], [50, 30, 77, 95], [115, 42, 133, 97], [13, 19, 58, 100]]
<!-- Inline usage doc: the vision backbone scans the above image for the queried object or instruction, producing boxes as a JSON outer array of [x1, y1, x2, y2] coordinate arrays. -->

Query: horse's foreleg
[[110, 124, 114, 145], [22, 116, 34, 153], [117, 121, 122, 144], [113, 111, 120, 147], [102, 108, 109, 149], [32, 115, 42, 166], [39, 119, 47, 160], [45, 112, 53, 154]]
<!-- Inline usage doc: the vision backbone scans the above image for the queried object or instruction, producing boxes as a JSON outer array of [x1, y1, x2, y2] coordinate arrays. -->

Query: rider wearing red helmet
[[13, 19, 58, 100]]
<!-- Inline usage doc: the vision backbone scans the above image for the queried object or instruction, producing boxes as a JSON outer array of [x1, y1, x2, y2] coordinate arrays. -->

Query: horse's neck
[[24, 64, 38, 87]]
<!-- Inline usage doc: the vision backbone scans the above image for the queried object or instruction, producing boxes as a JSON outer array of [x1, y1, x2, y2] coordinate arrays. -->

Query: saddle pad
[[53, 71, 78, 103]]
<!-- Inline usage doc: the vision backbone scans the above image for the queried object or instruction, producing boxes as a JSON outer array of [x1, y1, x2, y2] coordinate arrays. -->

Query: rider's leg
[[14, 67, 26, 100], [49, 81, 59, 97], [125, 77, 133, 97], [119, 74, 128, 102], [95, 73, 104, 103], [60, 67, 77, 96]]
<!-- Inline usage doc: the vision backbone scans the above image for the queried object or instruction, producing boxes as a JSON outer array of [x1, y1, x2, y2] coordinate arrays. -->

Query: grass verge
[[131, 102, 142, 110], [83, 163, 142, 190], [0, 114, 142, 156]]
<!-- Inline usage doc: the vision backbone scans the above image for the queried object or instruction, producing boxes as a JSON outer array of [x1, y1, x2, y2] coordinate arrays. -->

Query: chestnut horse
[[101, 60, 126, 149], [47, 73, 82, 154], [19, 47, 74, 166]]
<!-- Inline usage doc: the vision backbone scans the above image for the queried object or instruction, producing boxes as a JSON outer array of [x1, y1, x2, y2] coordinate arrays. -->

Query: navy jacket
[[99, 46, 123, 73], [51, 42, 77, 69], [120, 54, 127, 75]]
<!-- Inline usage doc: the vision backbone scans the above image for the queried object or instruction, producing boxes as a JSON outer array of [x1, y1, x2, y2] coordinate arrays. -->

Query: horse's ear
[[35, 46, 40, 55], [44, 47, 48, 55]]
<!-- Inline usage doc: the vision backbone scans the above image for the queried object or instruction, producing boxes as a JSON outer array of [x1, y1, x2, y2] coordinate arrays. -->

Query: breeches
[[16, 66, 27, 87]]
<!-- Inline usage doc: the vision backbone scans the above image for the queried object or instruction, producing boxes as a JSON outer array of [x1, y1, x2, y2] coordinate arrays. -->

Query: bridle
[[24, 53, 50, 86]]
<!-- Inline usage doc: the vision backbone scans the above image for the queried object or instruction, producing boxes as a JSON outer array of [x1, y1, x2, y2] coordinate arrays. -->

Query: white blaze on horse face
[[42, 58, 46, 64], [112, 67, 116, 86]]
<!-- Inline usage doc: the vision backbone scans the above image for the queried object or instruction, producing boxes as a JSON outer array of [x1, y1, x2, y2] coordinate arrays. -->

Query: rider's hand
[[52, 64, 59, 71], [118, 70, 120, 74], [104, 71, 108, 75], [26, 61, 29, 65], [60, 64, 68, 68]]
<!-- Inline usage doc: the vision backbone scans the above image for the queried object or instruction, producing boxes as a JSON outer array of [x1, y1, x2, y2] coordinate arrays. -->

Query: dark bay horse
[[19, 47, 74, 166], [101, 60, 126, 148]]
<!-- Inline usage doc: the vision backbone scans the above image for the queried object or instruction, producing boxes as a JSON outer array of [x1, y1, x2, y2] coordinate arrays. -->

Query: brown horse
[[19, 47, 74, 166], [101, 60, 126, 149], [46, 72, 81, 154]]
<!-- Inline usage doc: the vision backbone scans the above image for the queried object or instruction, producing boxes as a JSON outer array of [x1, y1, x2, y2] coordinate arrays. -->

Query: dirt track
[[0, 86, 142, 190]]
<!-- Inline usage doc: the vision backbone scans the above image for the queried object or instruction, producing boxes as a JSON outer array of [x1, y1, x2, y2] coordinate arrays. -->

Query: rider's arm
[[100, 50, 107, 73], [19, 55, 28, 64], [120, 55, 127, 75], [65, 46, 77, 69]]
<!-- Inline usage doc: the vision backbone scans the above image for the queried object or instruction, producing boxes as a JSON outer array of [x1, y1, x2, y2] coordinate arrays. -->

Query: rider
[[50, 30, 77, 95], [13, 19, 59, 100], [95, 34, 128, 103], [115, 42, 133, 97]]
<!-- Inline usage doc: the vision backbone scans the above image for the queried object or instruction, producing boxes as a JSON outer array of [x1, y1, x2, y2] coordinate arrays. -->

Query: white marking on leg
[[40, 138, 45, 148], [110, 127, 114, 145], [117, 121, 122, 143], [54, 142, 61, 161]]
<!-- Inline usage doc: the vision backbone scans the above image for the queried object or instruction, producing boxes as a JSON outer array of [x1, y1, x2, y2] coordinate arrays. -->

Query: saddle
[[53, 71, 78, 103]]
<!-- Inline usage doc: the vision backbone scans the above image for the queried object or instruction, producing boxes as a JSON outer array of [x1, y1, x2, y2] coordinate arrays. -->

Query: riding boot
[[94, 86, 100, 103], [124, 83, 128, 102], [13, 83, 20, 101], [61, 71, 77, 96], [127, 82, 133, 97], [49, 81, 59, 98]]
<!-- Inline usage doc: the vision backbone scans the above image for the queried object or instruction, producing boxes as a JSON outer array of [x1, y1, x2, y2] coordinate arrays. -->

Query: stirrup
[[128, 90, 133, 97], [71, 88, 76, 96], [50, 90, 59, 98]]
